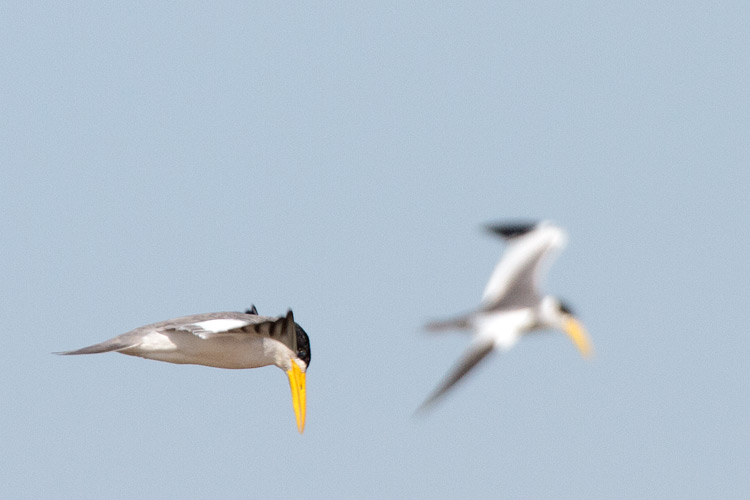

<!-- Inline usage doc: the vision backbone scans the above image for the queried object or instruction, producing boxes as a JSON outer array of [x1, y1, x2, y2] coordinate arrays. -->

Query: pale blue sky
[[2, 2, 750, 499]]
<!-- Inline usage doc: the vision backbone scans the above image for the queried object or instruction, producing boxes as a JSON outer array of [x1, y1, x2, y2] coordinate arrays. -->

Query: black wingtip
[[485, 221, 539, 239], [244, 305, 259, 315]]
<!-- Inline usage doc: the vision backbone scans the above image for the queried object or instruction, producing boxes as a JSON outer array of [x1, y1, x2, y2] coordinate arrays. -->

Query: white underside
[[119, 331, 295, 370], [470, 308, 536, 351]]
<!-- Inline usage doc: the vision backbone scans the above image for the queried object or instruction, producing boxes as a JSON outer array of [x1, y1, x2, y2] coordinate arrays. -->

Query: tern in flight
[[419, 221, 592, 410], [57, 306, 310, 433]]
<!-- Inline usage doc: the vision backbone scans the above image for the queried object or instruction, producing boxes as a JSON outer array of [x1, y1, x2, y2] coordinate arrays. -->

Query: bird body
[[473, 307, 534, 350], [119, 325, 287, 370], [58, 308, 310, 432], [420, 221, 592, 409]]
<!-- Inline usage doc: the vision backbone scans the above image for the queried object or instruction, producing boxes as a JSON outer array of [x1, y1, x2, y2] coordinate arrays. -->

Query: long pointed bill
[[564, 316, 593, 358], [286, 363, 307, 433]]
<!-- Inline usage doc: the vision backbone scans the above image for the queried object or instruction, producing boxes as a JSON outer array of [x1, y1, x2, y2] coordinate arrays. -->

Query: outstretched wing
[[481, 221, 568, 310], [55, 310, 299, 357], [166, 310, 298, 353], [417, 339, 495, 411]]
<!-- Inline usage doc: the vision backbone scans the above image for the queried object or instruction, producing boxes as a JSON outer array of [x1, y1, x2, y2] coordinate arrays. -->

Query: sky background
[[2, 2, 749, 499]]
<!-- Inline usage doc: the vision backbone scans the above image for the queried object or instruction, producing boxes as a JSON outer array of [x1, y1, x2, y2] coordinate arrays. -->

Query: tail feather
[[54, 340, 134, 356], [424, 315, 471, 332]]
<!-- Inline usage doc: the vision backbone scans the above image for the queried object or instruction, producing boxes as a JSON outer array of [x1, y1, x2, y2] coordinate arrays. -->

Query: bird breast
[[471, 308, 536, 350]]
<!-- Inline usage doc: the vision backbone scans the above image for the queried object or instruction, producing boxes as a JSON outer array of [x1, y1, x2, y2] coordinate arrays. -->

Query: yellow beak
[[563, 316, 593, 358], [286, 362, 307, 433]]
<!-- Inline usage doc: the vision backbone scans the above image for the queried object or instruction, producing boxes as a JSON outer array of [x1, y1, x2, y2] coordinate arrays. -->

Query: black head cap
[[486, 221, 538, 239], [559, 300, 575, 316], [295, 324, 311, 368]]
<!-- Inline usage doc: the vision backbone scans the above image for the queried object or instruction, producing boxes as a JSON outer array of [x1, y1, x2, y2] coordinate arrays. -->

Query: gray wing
[[56, 310, 298, 356], [417, 340, 495, 411], [168, 310, 298, 353], [481, 222, 567, 310]]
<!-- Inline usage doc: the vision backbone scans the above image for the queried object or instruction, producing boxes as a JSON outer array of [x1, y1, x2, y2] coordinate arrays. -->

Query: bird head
[[540, 296, 593, 358], [286, 324, 310, 433]]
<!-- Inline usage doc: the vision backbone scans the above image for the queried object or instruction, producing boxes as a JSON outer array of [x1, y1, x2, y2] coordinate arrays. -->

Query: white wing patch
[[139, 332, 177, 351], [190, 319, 249, 334]]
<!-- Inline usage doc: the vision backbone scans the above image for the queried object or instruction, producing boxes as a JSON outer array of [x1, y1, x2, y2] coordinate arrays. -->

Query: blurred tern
[[419, 221, 592, 410], [57, 306, 310, 433]]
